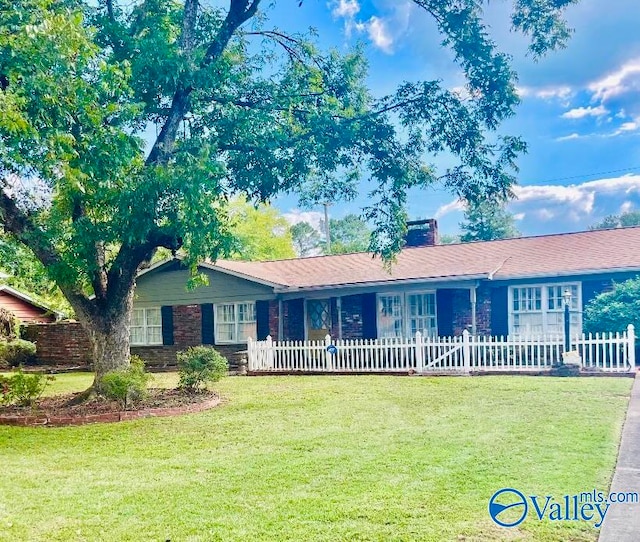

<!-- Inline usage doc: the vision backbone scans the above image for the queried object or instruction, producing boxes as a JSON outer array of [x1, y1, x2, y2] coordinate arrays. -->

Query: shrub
[[0, 368, 52, 407], [584, 278, 640, 334], [0, 339, 37, 367], [177, 346, 228, 392], [100, 355, 150, 409]]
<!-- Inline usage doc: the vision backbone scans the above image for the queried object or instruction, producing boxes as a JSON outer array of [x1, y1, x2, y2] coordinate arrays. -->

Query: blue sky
[[260, 0, 640, 236]]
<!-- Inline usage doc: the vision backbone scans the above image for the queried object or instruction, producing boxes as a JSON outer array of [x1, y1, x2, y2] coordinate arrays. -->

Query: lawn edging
[[0, 396, 221, 427]]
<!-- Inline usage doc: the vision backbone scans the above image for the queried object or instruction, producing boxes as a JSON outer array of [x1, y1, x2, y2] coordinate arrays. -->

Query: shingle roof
[[210, 227, 640, 291]]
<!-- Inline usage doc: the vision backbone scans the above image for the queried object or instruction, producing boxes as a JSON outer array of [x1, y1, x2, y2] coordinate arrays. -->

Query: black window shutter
[[201, 303, 215, 345], [361, 293, 378, 339], [436, 289, 454, 337], [490, 286, 509, 337], [161, 306, 174, 345], [256, 300, 270, 340]]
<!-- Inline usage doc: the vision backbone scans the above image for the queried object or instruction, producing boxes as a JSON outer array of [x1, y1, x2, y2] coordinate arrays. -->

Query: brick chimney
[[405, 218, 439, 247]]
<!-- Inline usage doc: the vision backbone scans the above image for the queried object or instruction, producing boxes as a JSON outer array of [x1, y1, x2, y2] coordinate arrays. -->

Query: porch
[[247, 325, 636, 375]]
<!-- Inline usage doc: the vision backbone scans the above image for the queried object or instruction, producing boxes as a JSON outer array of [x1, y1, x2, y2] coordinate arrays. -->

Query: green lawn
[[0, 374, 632, 541]]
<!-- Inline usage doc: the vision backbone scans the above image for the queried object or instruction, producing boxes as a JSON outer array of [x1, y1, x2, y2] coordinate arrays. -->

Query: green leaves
[[0, 0, 577, 311]]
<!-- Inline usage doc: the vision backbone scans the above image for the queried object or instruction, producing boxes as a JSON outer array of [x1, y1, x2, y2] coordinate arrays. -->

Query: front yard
[[0, 374, 632, 541]]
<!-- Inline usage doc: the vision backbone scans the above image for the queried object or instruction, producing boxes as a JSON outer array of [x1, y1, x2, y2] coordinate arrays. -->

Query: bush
[[177, 346, 228, 392], [0, 368, 52, 407], [100, 356, 150, 409], [0, 339, 37, 367], [584, 278, 640, 334]]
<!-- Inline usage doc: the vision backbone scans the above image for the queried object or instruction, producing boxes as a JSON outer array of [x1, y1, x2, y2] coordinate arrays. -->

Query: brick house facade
[[26, 227, 640, 369]]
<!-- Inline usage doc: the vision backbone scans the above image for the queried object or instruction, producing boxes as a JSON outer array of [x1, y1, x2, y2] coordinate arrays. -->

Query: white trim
[[130, 306, 163, 346], [494, 267, 640, 281], [0, 285, 64, 318], [201, 261, 285, 289], [376, 290, 438, 339], [507, 281, 582, 336], [136, 256, 286, 289], [213, 301, 257, 344], [277, 274, 490, 294]]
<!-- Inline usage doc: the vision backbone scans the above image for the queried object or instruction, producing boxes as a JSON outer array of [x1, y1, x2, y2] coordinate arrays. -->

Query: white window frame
[[508, 282, 582, 336], [214, 302, 257, 344], [130, 307, 163, 346], [376, 291, 438, 339]]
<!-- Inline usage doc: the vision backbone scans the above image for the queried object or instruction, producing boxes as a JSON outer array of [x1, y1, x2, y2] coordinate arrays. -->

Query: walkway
[[599, 372, 640, 541]]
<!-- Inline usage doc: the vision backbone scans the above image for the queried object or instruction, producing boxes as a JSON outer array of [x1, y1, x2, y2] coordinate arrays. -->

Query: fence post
[[266, 335, 274, 370], [462, 330, 471, 373], [325, 334, 333, 371], [247, 337, 254, 371], [628, 324, 636, 368], [415, 331, 424, 373]]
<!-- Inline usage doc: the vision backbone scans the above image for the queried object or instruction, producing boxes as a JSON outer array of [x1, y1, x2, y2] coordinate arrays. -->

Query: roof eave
[[492, 266, 640, 281], [274, 273, 491, 293]]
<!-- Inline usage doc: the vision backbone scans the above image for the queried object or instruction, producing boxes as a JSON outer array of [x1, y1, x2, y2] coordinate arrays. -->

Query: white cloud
[[283, 209, 324, 229], [588, 58, 640, 102], [561, 105, 608, 119], [518, 85, 574, 104], [365, 16, 393, 53], [434, 175, 640, 228], [555, 133, 582, 142], [434, 199, 465, 219], [330, 0, 360, 19], [329, 0, 414, 54], [620, 201, 634, 213]]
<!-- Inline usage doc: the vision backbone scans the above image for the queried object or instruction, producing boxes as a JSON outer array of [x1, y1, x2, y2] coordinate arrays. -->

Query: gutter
[[272, 273, 491, 294]]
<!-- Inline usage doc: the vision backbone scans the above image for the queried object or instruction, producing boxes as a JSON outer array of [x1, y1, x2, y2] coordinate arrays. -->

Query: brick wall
[[340, 294, 364, 339], [22, 322, 93, 367], [24, 304, 247, 371], [448, 286, 493, 336], [268, 300, 279, 338], [283, 299, 304, 340]]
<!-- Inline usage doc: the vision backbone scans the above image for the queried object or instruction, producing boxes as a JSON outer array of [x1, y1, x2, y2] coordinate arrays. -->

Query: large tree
[[227, 197, 295, 261], [459, 200, 521, 242], [324, 214, 371, 254], [0, 0, 577, 391]]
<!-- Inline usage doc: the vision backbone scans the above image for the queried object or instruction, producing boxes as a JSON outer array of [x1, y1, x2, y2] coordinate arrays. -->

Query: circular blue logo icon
[[326, 344, 338, 355], [488, 488, 528, 528]]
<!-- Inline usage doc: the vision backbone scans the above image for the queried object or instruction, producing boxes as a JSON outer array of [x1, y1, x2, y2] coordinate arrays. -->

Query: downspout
[[278, 297, 284, 340]]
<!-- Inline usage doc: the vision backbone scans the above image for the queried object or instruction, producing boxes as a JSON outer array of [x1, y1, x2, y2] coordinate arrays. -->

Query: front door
[[307, 299, 331, 340]]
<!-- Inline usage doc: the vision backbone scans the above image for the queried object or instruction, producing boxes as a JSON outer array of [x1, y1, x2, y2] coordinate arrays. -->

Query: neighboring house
[[0, 285, 60, 323], [131, 221, 640, 367]]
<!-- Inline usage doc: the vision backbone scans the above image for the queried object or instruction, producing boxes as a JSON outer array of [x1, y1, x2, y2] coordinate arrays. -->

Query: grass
[[0, 374, 633, 541]]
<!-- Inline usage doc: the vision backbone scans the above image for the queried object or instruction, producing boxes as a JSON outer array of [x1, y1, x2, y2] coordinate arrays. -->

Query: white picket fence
[[247, 325, 636, 374]]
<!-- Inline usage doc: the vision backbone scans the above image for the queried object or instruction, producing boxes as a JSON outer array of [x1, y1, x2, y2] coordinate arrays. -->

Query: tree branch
[[0, 190, 97, 321], [147, 0, 262, 167]]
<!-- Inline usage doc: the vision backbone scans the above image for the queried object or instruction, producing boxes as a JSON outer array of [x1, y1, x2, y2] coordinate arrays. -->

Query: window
[[378, 292, 437, 338], [378, 294, 404, 338], [130, 307, 162, 345], [510, 283, 581, 336], [408, 293, 437, 337], [215, 302, 256, 343]]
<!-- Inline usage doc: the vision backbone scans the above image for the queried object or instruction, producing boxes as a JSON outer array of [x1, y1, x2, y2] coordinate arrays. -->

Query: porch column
[[470, 285, 477, 335], [337, 296, 342, 339], [278, 298, 284, 340]]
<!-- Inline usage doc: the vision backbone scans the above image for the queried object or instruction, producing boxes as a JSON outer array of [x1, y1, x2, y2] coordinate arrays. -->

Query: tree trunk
[[81, 288, 135, 392]]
